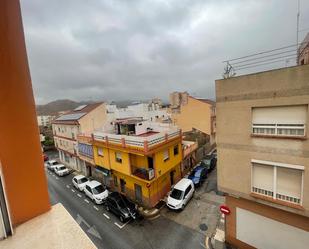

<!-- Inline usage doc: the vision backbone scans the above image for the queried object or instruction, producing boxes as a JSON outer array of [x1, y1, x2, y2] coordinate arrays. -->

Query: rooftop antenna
[[223, 61, 235, 79]]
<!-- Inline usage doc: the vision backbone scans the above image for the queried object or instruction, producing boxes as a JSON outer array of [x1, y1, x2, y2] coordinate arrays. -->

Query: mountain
[[36, 99, 94, 115]]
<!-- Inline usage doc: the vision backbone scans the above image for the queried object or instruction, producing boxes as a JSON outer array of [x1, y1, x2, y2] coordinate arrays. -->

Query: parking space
[[161, 168, 225, 237], [45, 167, 133, 230]]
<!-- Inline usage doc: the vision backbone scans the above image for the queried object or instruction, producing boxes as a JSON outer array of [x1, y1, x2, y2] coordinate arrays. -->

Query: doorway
[[147, 157, 154, 169], [134, 184, 142, 203], [170, 170, 175, 186]]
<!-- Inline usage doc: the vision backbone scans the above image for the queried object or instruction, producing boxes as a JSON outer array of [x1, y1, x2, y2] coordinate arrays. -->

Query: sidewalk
[[206, 213, 226, 249]]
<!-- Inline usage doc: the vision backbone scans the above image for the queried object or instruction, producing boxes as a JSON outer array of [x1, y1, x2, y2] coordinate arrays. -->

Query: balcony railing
[[92, 129, 181, 152], [131, 165, 155, 181]]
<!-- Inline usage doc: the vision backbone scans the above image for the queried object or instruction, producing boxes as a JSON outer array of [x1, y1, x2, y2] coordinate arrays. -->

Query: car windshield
[[79, 177, 88, 183], [52, 162, 58, 165], [93, 185, 105, 195], [170, 188, 183, 200], [203, 159, 211, 165], [118, 197, 131, 209], [59, 166, 66, 170], [194, 170, 201, 177]]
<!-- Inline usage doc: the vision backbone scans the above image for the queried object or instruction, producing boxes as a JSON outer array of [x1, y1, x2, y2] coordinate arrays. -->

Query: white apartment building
[[37, 115, 55, 127]]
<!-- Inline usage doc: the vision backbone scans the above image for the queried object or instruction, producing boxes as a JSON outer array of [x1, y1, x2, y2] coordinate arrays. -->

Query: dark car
[[105, 192, 137, 222], [201, 154, 217, 172], [188, 165, 207, 187], [43, 154, 49, 162]]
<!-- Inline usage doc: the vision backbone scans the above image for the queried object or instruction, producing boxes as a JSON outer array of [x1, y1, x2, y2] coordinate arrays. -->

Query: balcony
[[93, 128, 181, 153], [131, 165, 155, 181]]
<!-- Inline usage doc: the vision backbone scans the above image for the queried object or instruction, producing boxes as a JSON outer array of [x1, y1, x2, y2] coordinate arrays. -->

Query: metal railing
[[131, 165, 155, 181]]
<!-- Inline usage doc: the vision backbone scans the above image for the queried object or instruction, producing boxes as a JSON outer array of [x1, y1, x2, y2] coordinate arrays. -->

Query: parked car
[[45, 160, 60, 171], [72, 175, 89, 191], [188, 165, 207, 187], [43, 154, 49, 162], [84, 181, 108, 204], [167, 178, 195, 210], [105, 192, 137, 222], [201, 154, 217, 172], [54, 165, 70, 176]]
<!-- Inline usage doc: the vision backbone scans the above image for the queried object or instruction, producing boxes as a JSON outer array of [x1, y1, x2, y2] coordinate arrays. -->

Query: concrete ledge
[[0, 203, 96, 249]]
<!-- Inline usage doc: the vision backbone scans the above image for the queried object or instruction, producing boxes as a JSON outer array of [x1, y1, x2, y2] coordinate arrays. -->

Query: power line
[[222, 44, 299, 62], [233, 54, 297, 68], [231, 49, 296, 65], [234, 57, 296, 71], [223, 41, 308, 63]]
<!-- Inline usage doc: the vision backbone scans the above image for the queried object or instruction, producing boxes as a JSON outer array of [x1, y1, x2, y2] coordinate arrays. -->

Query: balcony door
[[0, 168, 12, 239]]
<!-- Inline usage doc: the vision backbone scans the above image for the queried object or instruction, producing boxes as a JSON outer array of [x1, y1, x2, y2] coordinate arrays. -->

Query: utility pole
[[296, 0, 300, 63]]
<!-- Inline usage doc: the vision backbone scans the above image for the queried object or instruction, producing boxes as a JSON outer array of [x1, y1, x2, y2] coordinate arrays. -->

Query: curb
[[205, 236, 214, 249], [138, 207, 160, 219]]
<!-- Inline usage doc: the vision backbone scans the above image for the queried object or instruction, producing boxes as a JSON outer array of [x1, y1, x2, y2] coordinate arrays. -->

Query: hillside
[[36, 99, 93, 115]]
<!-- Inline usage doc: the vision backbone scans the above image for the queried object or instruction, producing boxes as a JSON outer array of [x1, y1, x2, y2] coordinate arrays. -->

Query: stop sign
[[219, 205, 231, 215]]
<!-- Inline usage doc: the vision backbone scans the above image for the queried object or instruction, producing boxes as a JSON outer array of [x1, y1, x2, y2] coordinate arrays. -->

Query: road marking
[[93, 206, 99, 211], [103, 213, 110, 219], [77, 194, 82, 198], [84, 199, 90, 203], [66, 185, 70, 189], [114, 220, 129, 229], [71, 189, 75, 193]]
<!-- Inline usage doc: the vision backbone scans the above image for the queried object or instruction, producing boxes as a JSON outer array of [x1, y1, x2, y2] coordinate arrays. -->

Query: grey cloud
[[20, 0, 309, 104]]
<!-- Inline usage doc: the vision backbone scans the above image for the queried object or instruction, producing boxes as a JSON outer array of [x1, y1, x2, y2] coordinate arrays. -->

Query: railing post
[[91, 133, 94, 142], [121, 138, 126, 147], [105, 136, 109, 145], [144, 140, 149, 152]]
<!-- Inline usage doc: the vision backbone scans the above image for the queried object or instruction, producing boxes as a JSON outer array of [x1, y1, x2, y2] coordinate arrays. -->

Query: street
[[45, 151, 205, 249]]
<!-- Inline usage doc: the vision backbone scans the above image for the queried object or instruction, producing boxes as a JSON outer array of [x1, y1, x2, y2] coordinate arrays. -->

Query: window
[[163, 149, 169, 162], [185, 185, 192, 197], [115, 152, 122, 163], [251, 160, 303, 205], [252, 105, 307, 137], [98, 147, 103, 157], [114, 176, 118, 187], [173, 145, 179, 156]]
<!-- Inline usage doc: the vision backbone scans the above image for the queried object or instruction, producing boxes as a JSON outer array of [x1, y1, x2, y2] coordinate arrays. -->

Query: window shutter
[[276, 167, 302, 200], [163, 149, 169, 160], [252, 163, 274, 196], [252, 105, 307, 124]]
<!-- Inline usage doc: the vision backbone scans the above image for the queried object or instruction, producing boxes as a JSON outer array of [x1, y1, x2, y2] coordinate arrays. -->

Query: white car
[[167, 178, 195, 210], [54, 165, 70, 176], [84, 180, 108, 204], [45, 160, 60, 171], [72, 175, 89, 191]]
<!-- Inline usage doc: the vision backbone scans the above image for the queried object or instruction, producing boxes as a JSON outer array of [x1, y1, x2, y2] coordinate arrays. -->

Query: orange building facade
[[0, 0, 50, 238]]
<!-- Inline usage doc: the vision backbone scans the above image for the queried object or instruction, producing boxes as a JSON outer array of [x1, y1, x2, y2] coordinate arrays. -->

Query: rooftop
[[53, 102, 103, 124]]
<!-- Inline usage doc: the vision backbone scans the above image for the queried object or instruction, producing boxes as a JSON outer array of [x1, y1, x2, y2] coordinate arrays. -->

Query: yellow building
[[92, 119, 182, 208], [170, 93, 216, 143]]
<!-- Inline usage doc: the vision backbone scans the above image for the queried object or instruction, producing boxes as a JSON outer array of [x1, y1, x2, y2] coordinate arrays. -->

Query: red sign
[[219, 205, 231, 215]]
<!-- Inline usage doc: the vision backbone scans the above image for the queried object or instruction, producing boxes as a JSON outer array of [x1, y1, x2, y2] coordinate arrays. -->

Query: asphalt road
[[45, 151, 205, 249]]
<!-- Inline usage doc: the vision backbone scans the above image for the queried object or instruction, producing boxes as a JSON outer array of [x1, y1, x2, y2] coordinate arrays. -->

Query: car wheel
[[119, 216, 124, 223], [181, 204, 185, 211]]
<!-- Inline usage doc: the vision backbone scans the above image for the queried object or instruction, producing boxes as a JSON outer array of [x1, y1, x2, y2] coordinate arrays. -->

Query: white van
[[84, 181, 108, 204], [167, 178, 195, 210]]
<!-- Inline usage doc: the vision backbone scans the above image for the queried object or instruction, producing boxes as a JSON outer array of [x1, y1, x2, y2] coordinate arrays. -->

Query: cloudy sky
[[20, 0, 309, 104]]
